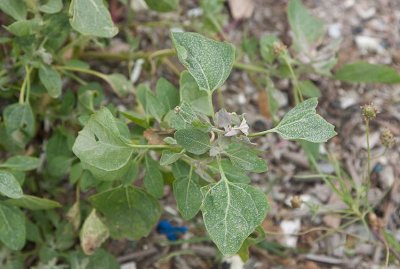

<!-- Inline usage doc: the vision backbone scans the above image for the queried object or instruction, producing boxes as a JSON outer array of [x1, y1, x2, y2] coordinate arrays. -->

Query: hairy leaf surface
[[172, 32, 235, 92], [201, 180, 269, 255], [90, 186, 161, 239], [72, 107, 134, 181], [69, 0, 118, 38], [272, 98, 336, 143]]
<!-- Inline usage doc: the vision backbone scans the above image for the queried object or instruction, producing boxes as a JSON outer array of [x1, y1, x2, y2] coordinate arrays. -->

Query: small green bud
[[380, 128, 395, 148], [361, 103, 378, 121]]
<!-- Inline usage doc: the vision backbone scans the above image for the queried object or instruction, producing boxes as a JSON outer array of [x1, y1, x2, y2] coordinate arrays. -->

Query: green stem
[[19, 66, 31, 104], [54, 65, 107, 80], [128, 143, 177, 150], [233, 62, 269, 75], [217, 157, 228, 182], [208, 92, 215, 115], [247, 128, 275, 138], [365, 119, 371, 184], [25, 66, 31, 103], [282, 55, 303, 104], [82, 49, 270, 76]]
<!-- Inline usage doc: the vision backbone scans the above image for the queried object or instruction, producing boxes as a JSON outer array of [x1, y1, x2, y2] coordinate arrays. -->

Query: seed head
[[361, 103, 378, 121], [290, 195, 302, 209], [380, 128, 395, 148], [272, 42, 287, 55]]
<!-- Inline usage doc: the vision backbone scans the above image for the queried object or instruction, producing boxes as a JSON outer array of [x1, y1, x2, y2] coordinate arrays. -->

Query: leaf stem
[[81, 49, 270, 76], [54, 65, 107, 80], [25, 66, 31, 103], [247, 128, 275, 138], [128, 143, 177, 150], [208, 92, 215, 115], [19, 66, 31, 104], [216, 157, 228, 182], [233, 62, 269, 75]]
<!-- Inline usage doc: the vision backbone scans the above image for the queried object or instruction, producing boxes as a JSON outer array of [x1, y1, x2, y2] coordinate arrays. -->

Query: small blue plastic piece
[[157, 220, 188, 241]]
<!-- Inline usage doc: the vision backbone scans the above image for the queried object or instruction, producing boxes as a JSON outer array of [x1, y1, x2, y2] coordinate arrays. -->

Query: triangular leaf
[[72, 107, 134, 181], [335, 61, 400, 84], [0, 171, 23, 199], [80, 209, 109, 255], [272, 98, 336, 143], [224, 143, 267, 172], [5, 195, 61, 210], [0, 155, 40, 171], [171, 31, 235, 92], [173, 166, 202, 220], [0, 203, 26, 250], [89, 186, 161, 239], [143, 155, 164, 199], [69, 0, 118, 38], [287, 0, 325, 52], [175, 129, 210, 155], [201, 180, 269, 255]]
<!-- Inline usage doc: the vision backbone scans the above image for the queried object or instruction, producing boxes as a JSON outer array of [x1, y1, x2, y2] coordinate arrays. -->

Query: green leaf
[[224, 143, 267, 172], [334, 61, 400, 84], [180, 71, 213, 115], [104, 73, 132, 96], [201, 180, 269, 255], [260, 35, 279, 64], [5, 195, 61, 210], [209, 159, 250, 183], [121, 111, 149, 128], [272, 98, 336, 143], [237, 226, 266, 261], [80, 210, 109, 255], [6, 19, 42, 36], [69, 0, 118, 38], [39, 65, 62, 98], [298, 80, 321, 98], [87, 249, 119, 269], [156, 77, 179, 113], [0, 171, 23, 199], [173, 166, 202, 220], [144, 0, 178, 12], [169, 102, 198, 130], [137, 84, 165, 122], [175, 129, 210, 155], [0, 0, 27, 20], [143, 155, 164, 199], [171, 31, 235, 92], [160, 150, 184, 166], [0, 155, 40, 171], [3, 103, 35, 147], [39, 0, 63, 14], [89, 186, 161, 239], [46, 129, 74, 177], [0, 203, 26, 250], [287, 0, 325, 52], [72, 107, 134, 181]]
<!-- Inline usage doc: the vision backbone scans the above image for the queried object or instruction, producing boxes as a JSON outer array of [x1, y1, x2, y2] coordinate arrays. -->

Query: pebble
[[121, 262, 137, 269], [379, 165, 395, 188], [329, 23, 342, 39], [355, 36, 385, 54], [280, 219, 301, 248]]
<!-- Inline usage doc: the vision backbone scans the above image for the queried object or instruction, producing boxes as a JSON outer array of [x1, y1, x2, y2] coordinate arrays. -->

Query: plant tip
[[361, 103, 378, 121], [380, 128, 395, 148]]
